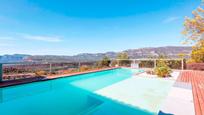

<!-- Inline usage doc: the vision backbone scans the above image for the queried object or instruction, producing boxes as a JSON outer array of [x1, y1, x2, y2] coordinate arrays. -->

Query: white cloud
[[21, 34, 62, 42], [162, 16, 180, 24], [0, 36, 14, 40], [0, 43, 13, 47]]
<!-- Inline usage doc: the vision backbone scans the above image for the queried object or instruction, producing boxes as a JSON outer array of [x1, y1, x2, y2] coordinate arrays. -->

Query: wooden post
[[181, 59, 184, 70], [0, 64, 2, 82], [154, 59, 157, 69]]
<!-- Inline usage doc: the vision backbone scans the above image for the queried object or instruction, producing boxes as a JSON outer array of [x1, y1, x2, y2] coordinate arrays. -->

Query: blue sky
[[0, 0, 201, 55]]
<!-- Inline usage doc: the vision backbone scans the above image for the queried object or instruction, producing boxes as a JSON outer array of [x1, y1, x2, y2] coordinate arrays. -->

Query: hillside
[[0, 46, 192, 63]]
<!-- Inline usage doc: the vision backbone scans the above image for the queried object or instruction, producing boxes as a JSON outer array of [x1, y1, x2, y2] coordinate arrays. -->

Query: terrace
[[0, 0, 203, 114], [0, 59, 203, 115]]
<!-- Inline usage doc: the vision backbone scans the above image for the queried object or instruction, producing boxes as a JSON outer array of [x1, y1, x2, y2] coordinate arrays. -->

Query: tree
[[182, 7, 204, 43], [116, 52, 130, 66], [98, 56, 111, 67], [182, 6, 204, 63], [190, 40, 204, 63], [178, 53, 186, 59], [117, 52, 129, 59]]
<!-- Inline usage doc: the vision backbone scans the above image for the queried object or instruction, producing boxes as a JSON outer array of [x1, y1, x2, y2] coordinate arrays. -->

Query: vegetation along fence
[[0, 61, 98, 82]]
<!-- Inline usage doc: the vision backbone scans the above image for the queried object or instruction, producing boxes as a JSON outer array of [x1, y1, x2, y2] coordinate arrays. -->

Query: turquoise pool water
[[0, 68, 161, 115]]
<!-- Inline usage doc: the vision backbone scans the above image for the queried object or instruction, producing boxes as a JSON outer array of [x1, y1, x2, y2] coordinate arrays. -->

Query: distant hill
[[123, 46, 192, 58], [0, 54, 30, 63], [0, 46, 192, 63]]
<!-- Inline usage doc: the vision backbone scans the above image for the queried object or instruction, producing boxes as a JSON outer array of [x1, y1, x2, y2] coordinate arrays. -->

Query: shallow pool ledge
[[159, 82, 195, 115], [95, 76, 175, 114]]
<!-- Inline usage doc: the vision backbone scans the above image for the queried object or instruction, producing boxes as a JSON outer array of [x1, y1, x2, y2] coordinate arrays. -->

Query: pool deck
[[0, 67, 119, 88], [177, 70, 204, 115]]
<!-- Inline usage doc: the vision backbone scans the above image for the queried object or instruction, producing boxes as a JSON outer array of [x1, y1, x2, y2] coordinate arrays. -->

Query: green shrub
[[154, 66, 172, 77], [154, 56, 172, 77]]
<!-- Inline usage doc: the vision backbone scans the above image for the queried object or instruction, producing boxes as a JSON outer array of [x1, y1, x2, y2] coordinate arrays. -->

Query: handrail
[[0, 61, 98, 82], [0, 64, 2, 82]]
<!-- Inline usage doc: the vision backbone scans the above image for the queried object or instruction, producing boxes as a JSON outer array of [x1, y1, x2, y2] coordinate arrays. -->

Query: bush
[[154, 57, 172, 77], [79, 65, 90, 72], [50, 71, 57, 75], [154, 66, 172, 77], [35, 70, 47, 76]]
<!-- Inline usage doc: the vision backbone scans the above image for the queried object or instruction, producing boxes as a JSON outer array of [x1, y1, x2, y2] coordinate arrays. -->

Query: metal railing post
[[0, 64, 2, 82], [49, 63, 52, 74], [78, 62, 81, 72]]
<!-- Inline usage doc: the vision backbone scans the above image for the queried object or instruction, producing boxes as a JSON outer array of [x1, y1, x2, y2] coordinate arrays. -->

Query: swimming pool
[[0, 68, 172, 115]]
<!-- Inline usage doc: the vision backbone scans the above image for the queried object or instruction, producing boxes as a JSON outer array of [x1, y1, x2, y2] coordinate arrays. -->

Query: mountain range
[[0, 46, 192, 63]]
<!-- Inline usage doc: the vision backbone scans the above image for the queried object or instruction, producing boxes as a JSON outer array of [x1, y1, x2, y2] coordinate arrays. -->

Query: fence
[[139, 60, 184, 69], [0, 61, 98, 82], [115, 58, 185, 69]]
